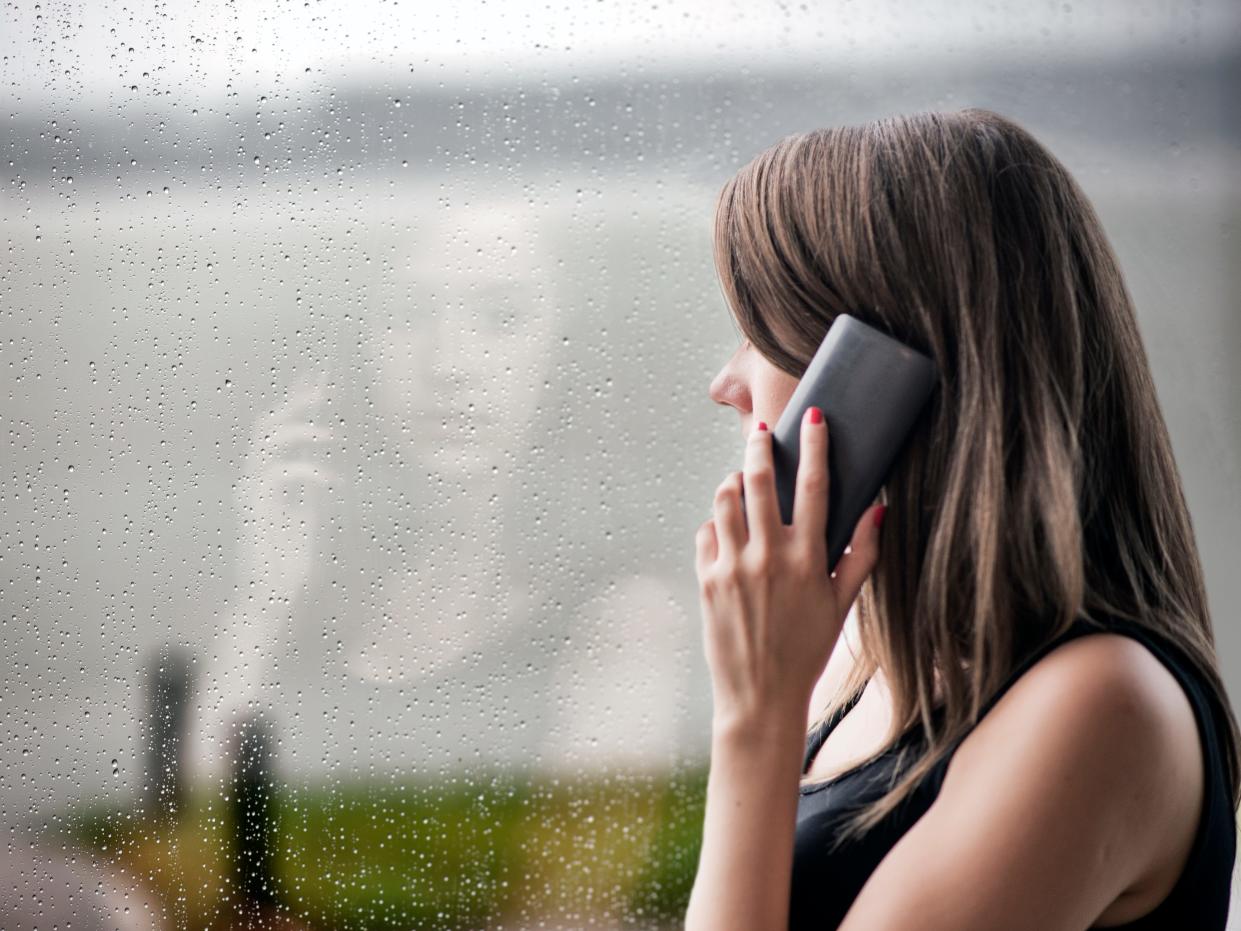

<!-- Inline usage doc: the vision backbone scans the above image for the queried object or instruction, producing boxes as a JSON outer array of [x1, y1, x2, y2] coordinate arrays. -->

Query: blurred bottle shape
[[217, 712, 310, 931], [144, 648, 194, 821]]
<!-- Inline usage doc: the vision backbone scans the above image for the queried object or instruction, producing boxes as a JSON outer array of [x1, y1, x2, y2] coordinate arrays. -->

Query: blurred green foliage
[[64, 766, 708, 930]]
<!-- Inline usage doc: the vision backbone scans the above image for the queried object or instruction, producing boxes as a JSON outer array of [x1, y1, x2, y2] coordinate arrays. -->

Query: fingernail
[[808, 406, 823, 425], [873, 505, 887, 529], [757, 421, 767, 431]]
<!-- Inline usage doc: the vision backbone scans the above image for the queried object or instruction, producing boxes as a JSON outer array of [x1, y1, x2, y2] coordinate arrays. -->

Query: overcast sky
[[3, 0, 1238, 109]]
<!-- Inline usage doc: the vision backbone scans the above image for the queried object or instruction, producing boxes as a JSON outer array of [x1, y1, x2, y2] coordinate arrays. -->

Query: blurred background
[[1, 0, 1239, 928]]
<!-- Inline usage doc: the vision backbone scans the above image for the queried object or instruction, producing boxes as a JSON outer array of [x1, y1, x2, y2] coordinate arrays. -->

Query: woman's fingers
[[713, 470, 747, 562], [831, 503, 886, 602], [741, 423, 780, 549], [792, 407, 829, 548], [695, 518, 719, 577]]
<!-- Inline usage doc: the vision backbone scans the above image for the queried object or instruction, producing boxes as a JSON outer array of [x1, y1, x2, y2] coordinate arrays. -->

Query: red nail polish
[[809, 406, 823, 425], [873, 505, 887, 528], [757, 421, 767, 431]]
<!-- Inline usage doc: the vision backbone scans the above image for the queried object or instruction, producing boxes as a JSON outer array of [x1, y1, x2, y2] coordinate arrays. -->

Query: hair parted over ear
[[713, 107, 1240, 846]]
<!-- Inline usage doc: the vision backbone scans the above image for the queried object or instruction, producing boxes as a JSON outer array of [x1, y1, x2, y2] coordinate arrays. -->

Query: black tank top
[[791, 614, 1236, 929]]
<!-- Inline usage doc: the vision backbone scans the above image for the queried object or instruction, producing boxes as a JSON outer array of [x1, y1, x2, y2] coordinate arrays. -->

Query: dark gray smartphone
[[741, 313, 937, 572]]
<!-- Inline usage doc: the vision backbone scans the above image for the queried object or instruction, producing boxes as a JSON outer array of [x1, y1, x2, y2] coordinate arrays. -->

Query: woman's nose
[[708, 367, 728, 406], [709, 366, 746, 410]]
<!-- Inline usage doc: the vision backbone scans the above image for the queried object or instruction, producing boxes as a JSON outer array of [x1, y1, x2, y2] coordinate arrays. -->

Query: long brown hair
[[712, 108, 1241, 846]]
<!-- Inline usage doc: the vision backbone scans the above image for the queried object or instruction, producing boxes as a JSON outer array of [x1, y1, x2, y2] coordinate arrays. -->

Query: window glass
[[2, 2, 1238, 928]]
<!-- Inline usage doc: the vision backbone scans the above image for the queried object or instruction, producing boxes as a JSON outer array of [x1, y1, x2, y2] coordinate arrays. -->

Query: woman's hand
[[695, 406, 886, 734], [236, 378, 338, 603]]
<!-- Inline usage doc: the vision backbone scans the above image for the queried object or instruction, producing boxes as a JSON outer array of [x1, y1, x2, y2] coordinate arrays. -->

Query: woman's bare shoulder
[[955, 630, 1201, 786]]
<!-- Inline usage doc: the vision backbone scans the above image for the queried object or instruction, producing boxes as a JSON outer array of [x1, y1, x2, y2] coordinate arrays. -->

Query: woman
[[686, 109, 1240, 930]]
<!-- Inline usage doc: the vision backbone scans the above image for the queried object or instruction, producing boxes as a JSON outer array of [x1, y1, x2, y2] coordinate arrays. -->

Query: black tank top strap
[[936, 613, 1220, 759], [962, 616, 1105, 731]]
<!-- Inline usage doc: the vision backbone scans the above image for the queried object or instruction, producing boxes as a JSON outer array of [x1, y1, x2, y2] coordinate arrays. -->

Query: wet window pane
[[2, 2, 1239, 928]]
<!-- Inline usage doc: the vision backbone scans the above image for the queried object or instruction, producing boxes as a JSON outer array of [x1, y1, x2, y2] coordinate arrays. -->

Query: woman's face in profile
[[369, 202, 555, 479], [709, 336, 799, 437]]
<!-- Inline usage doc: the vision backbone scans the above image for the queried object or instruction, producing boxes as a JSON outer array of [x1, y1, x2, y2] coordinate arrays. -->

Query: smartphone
[[740, 313, 937, 572]]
